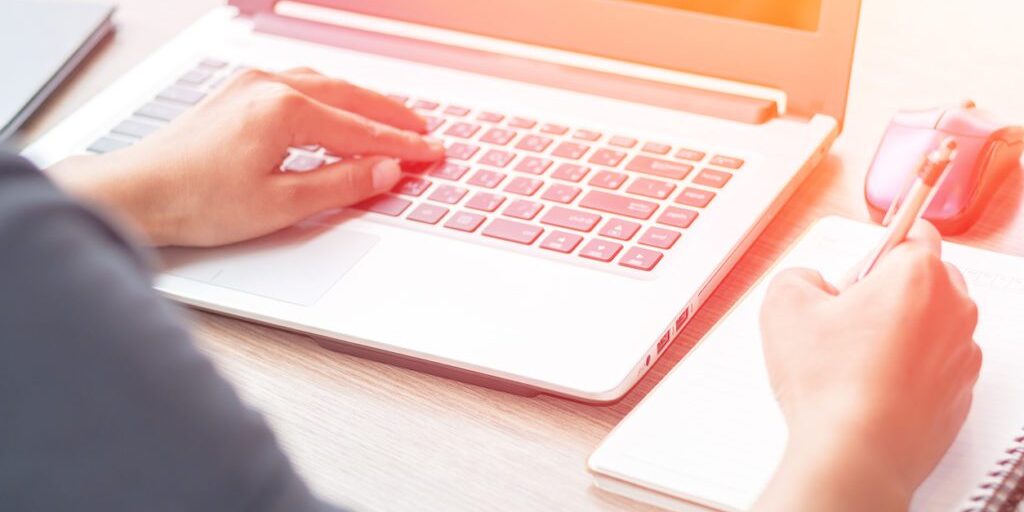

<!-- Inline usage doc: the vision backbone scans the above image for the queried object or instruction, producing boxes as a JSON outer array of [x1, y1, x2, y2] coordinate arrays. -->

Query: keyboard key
[[641, 142, 671, 155], [657, 207, 699, 229], [400, 160, 438, 174], [639, 227, 681, 249], [540, 231, 584, 253], [625, 155, 693, 180], [541, 207, 601, 232], [445, 122, 481, 139], [693, 169, 732, 189], [480, 127, 517, 146], [626, 177, 676, 200], [282, 154, 324, 172], [423, 116, 445, 132], [111, 119, 160, 139], [515, 134, 554, 153], [477, 111, 505, 123], [157, 86, 206, 105], [446, 142, 480, 160], [355, 195, 412, 216], [588, 148, 626, 167], [135, 101, 185, 122], [178, 68, 213, 86], [407, 203, 449, 224], [428, 184, 468, 204], [465, 191, 506, 212], [514, 156, 553, 175], [198, 58, 228, 69], [540, 123, 569, 135], [619, 247, 664, 271], [508, 117, 536, 129], [87, 137, 132, 154], [412, 99, 440, 111], [589, 170, 627, 190], [479, 149, 516, 168], [444, 105, 471, 116], [580, 190, 658, 220], [551, 163, 589, 182], [393, 177, 432, 197], [552, 141, 590, 160], [573, 129, 602, 142], [608, 136, 638, 148], [675, 148, 706, 162], [444, 211, 486, 232], [504, 176, 543, 196], [598, 218, 641, 241], [503, 199, 543, 220], [579, 239, 623, 262], [483, 218, 544, 245], [675, 187, 716, 208], [430, 162, 470, 181], [710, 155, 744, 169], [467, 169, 506, 189], [541, 183, 581, 204]]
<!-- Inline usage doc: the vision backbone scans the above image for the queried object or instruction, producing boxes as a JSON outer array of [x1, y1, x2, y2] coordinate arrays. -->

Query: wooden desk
[[14, 1, 1024, 510]]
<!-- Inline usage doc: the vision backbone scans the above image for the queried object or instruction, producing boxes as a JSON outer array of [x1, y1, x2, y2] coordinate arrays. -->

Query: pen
[[856, 137, 958, 282]]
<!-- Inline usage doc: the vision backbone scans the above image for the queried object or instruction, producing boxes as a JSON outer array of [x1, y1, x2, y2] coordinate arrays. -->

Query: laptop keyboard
[[86, 58, 747, 273]]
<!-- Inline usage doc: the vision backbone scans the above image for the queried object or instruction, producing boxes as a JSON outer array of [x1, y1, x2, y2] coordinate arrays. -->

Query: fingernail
[[425, 137, 445, 154], [372, 159, 401, 191]]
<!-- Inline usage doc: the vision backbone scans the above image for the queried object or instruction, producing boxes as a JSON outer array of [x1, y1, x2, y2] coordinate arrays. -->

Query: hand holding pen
[[856, 137, 959, 282]]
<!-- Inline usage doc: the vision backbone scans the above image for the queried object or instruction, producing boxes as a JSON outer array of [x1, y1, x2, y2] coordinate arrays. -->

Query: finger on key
[[274, 156, 403, 218], [292, 101, 444, 161], [277, 67, 427, 133]]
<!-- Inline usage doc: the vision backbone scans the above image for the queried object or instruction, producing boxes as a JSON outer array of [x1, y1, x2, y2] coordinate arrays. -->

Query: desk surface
[[14, 1, 1024, 510]]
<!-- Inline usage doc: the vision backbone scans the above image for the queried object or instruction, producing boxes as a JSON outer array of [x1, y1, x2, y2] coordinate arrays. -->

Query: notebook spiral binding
[[965, 428, 1024, 512]]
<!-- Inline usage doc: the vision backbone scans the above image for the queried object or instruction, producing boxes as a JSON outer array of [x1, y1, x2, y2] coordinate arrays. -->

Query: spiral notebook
[[589, 216, 1024, 512]]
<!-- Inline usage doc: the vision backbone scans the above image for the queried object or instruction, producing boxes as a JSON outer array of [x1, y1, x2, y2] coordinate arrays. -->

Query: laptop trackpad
[[159, 223, 379, 306]]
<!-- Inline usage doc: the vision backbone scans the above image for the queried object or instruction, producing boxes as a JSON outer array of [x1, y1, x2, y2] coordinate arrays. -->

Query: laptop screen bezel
[[239, 0, 860, 125]]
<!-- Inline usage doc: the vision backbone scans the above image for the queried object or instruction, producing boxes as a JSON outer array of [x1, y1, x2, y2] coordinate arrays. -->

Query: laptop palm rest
[[159, 222, 379, 306]]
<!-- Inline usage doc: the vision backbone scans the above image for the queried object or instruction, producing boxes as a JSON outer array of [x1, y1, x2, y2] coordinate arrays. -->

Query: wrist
[[770, 424, 914, 512], [46, 153, 179, 246]]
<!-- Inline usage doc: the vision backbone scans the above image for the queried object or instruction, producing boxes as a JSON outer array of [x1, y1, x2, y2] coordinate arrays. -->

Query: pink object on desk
[[864, 101, 1024, 234]]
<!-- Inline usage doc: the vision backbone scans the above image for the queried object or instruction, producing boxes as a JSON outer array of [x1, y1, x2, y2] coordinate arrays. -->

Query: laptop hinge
[[235, 3, 778, 124]]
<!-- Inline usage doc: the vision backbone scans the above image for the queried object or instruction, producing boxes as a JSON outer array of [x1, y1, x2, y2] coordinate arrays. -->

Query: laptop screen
[[624, 0, 822, 31]]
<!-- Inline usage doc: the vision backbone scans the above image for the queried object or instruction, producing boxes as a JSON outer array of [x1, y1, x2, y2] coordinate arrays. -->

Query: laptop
[[0, 0, 114, 141], [22, 0, 860, 402]]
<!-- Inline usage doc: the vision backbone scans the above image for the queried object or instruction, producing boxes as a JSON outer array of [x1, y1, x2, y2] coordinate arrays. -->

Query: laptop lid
[[0, 0, 114, 142], [234, 0, 860, 127]]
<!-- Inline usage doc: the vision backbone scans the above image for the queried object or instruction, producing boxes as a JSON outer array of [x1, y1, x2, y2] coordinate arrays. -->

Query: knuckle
[[255, 83, 307, 118], [971, 343, 983, 372], [963, 298, 980, 328], [289, 66, 319, 75], [235, 68, 271, 85], [765, 270, 807, 300]]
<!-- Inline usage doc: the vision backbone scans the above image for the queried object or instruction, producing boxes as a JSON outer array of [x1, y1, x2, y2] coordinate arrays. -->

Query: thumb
[[276, 156, 402, 217]]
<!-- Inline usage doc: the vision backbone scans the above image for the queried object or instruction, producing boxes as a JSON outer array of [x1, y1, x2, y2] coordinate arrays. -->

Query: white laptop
[[22, 0, 860, 402]]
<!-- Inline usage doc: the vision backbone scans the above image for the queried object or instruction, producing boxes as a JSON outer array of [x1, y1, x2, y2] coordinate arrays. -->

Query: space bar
[[579, 190, 658, 220]]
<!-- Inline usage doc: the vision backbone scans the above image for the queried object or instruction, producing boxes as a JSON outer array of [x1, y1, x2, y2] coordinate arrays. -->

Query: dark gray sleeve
[[0, 154, 344, 512]]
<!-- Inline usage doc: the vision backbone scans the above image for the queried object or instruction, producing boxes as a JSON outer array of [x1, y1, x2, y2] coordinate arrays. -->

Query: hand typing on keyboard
[[46, 66, 445, 247]]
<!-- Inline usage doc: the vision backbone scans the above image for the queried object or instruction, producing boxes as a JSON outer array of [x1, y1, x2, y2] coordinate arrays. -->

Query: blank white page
[[589, 216, 1024, 512]]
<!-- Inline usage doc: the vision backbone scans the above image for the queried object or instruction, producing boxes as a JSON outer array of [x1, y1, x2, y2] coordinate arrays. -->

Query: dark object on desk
[[864, 101, 1024, 234], [0, 0, 115, 141]]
